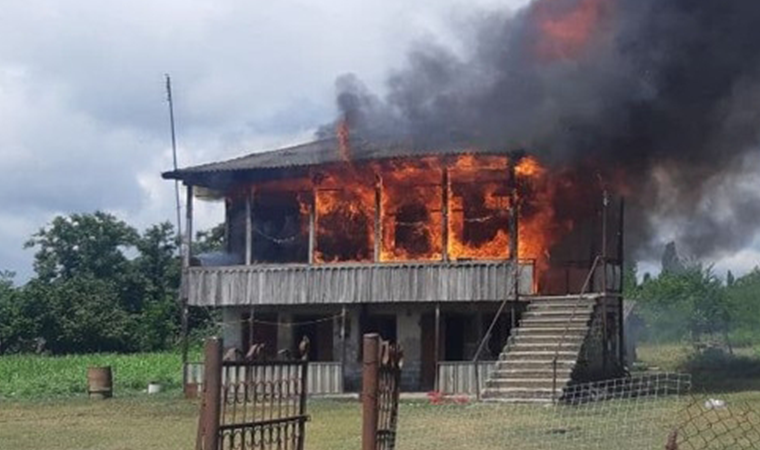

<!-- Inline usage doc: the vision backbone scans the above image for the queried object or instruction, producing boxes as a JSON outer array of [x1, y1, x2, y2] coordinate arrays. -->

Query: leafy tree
[[194, 223, 226, 254], [724, 267, 760, 345], [132, 222, 182, 350], [24, 212, 139, 283], [636, 264, 730, 346]]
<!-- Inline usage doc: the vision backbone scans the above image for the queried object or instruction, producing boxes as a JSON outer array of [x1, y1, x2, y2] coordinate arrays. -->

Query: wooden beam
[[374, 177, 382, 262], [245, 188, 252, 265], [341, 306, 347, 366], [508, 158, 519, 298], [309, 192, 316, 264], [181, 184, 193, 388], [434, 303, 441, 391], [184, 184, 194, 268], [441, 167, 449, 262]]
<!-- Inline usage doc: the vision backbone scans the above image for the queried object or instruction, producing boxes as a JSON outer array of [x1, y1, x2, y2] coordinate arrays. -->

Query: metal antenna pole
[[166, 74, 183, 243], [166, 74, 190, 387]]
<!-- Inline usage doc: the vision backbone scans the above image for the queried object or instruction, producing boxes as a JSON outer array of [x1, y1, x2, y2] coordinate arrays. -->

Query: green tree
[[132, 222, 182, 350], [194, 223, 226, 254], [637, 264, 730, 346], [724, 267, 760, 345], [24, 212, 139, 283]]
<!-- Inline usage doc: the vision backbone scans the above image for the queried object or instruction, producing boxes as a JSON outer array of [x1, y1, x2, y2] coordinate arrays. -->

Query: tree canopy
[[0, 211, 221, 355]]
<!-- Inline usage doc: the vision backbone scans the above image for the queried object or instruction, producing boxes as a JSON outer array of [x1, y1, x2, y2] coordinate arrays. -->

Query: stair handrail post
[[552, 358, 558, 404], [551, 255, 603, 403], [471, 271, 520, 401]]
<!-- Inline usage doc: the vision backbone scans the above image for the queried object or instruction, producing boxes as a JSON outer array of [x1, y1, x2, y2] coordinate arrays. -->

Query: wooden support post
[[618, 198, 626, 366], [441, 167, 449, 262], [362, 333, 380, 450], [224, 198, 231, 253], [508, 157, 520, 327], [341, 306, 347, 366], [374, 177, 382, 262], [434, 303, 441, 391], [601, 190, 609, 373], [181, 184, 193, 386], [245, 188, 253, 265], [200, 337, 223, 450], [184, 184, 194, 268], [248, 305, 255, 350], [309, 191, 316, 264]]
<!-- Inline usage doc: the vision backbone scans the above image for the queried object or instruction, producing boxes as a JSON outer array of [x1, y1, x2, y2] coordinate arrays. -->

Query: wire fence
[[391, 373, 690, 450], [384, 372, 760, 450]]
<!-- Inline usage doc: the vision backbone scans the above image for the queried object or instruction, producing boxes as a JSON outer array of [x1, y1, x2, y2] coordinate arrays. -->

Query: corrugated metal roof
[[162, 136, 517, 184]]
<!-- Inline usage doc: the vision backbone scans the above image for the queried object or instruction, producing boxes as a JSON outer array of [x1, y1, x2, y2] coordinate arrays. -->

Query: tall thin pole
[[166, 75, 183, 243], [166, 74, 190, 388]]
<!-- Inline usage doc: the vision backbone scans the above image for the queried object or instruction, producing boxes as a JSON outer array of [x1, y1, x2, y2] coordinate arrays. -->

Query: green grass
[[1, 344, 760, 449], [0, 350, 201, 399], [3, 395, 759, 450]]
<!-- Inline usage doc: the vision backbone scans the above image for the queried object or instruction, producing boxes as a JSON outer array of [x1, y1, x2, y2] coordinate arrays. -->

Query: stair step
[[521, 317, 590, 324], [512, 334, 585, 343], [527, 300, 596, 309], [523, 309, 593, 318], [508, 343, 582, 352], [501, 351, 577, 361], [497, 360, 576, 370], [491, 369, 573, 378], [516, 327, 588, 336]]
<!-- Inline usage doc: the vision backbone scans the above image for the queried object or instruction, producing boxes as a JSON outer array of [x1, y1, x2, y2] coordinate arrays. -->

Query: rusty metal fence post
[[362, 333, 380, 450], [199, 337, 223, 450]]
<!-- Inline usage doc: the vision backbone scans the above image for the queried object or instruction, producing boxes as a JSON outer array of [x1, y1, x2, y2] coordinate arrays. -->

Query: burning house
[[163, 136, 625, 401]]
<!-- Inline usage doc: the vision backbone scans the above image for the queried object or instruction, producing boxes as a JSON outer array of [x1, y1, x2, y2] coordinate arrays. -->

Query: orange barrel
[[87, 366, 113, 399]]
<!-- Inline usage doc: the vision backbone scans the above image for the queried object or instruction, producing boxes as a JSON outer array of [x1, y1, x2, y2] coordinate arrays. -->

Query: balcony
[[186, 260, 534, 306]]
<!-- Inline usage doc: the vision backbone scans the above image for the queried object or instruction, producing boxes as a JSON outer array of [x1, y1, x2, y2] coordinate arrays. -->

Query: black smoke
[[319, 0, 760, 261]]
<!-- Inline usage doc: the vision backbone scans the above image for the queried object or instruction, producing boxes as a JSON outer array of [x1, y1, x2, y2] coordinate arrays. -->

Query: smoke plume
[[319, 0, 760, 261]]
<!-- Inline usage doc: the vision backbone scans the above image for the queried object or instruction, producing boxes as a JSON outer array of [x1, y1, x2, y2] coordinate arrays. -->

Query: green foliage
[[194, 222, 226, 254], [2, 212, 222, 356], [24, 212, 139, 283], [0, 351, 199, 399], [636, 264, 729, 344]]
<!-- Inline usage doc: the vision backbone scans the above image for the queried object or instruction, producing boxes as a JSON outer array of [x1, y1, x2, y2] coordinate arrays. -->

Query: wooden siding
[[437, 361, 496, 395], [184, 362, 344, 396], [187, 262, 534, 306]]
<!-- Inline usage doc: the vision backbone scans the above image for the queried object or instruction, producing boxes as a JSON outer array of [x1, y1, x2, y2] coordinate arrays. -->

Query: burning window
[[251, 191, 309, 263], [380, 160, 444, 262], [448, 155, 512, 260], [314, 187, 375, 263]]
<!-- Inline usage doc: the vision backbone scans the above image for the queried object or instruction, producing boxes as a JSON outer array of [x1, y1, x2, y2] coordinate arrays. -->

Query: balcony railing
[[186, 261, 534, 306]]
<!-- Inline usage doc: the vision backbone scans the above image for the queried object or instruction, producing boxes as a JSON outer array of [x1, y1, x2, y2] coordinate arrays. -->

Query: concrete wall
[[222, 306, 243, 351], [397, 310, 422, 391]]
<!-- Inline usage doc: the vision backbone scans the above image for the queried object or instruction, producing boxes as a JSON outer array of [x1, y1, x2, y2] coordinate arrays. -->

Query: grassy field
[[1, 345, 760, 449], [3, 394, 759, 450], [0, 351, 200, 399]]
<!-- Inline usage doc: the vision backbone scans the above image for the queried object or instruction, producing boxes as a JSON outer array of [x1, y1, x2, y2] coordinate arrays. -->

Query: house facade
[[165, 138, 625, 399]]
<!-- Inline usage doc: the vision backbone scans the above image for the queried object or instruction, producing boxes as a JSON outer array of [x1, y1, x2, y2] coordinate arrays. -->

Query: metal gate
[[197, 338, 309, 450]]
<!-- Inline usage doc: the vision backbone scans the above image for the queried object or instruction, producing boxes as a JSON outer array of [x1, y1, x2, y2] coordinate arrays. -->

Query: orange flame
[[533, 0, 610, 60], [337, 118, 351, 162], [246, 152, 582, 293]]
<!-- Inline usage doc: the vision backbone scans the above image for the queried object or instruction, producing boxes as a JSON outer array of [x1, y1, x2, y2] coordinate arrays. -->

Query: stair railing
[[472, 272, 520, 401], [551, 255, 603, 404]]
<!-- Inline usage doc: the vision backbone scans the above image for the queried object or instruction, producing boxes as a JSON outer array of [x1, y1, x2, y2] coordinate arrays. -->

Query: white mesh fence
[[394, 373, 692, 450]]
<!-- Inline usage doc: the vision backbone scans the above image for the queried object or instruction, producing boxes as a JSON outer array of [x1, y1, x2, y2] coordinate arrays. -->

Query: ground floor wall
[[218, 301, 525, 392]]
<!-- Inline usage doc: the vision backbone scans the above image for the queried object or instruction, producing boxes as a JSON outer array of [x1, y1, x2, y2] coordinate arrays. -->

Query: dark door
[[420, 313, 436, 390]]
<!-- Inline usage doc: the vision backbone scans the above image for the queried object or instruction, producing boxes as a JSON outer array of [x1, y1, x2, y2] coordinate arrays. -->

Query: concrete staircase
[[482, 297, 598, 402]]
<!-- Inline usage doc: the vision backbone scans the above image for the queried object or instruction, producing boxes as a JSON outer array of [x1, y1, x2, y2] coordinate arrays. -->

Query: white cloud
[[0, 0, 531, 281]]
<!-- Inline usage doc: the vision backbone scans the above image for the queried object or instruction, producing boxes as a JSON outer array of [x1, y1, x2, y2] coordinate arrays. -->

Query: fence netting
[[389, 373, 759, 450]]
